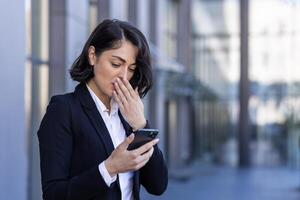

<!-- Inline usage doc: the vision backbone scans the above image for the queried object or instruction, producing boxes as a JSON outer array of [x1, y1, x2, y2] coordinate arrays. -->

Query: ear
[[88, 46, 96, 66]]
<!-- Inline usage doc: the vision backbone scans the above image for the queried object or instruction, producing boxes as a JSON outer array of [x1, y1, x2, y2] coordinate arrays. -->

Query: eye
[[129, 65, 136, 72], [111, 63, 121, 68], [129, 68, 136, 72]]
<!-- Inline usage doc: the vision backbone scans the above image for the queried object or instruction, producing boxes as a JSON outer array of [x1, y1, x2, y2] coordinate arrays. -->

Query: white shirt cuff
[[98, 161, 117, 187]]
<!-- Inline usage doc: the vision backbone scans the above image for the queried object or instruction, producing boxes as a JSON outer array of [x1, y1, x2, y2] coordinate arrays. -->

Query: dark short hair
[[70, 19, 152, 97]]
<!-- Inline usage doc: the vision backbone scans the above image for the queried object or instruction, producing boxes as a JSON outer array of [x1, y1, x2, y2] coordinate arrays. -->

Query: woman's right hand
[[104, 134, 159, 177]]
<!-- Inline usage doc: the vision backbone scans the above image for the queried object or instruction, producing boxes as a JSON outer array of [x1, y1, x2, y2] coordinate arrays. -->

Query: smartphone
[[127, 129, 159, 150]]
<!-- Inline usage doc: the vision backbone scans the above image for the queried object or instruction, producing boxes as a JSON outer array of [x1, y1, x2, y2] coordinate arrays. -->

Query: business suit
[[38, 83, 168, 200]]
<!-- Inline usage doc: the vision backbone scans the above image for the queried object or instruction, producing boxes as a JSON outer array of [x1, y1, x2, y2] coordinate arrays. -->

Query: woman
[[38, 19, 168, 200]]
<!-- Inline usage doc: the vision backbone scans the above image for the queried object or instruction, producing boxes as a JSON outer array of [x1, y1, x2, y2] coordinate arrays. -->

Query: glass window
[[162, 0, 179, 59], [192, 0, 240, 165]]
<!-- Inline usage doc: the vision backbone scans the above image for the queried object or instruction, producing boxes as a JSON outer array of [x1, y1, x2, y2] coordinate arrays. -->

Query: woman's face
[[87, 40, 138, 102]]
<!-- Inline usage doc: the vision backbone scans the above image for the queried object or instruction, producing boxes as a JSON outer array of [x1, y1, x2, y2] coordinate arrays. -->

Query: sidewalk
[[140, 166, 300, 200]]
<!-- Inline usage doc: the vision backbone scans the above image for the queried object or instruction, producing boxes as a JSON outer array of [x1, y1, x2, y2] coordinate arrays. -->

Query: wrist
[[104, 158, 117, 177], [132, 119, 147, 131]]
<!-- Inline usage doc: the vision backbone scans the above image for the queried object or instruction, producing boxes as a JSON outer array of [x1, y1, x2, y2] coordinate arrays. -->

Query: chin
[[106, 90, 113, 98]]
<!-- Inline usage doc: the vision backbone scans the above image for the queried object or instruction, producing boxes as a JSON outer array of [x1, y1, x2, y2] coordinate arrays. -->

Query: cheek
[[94, 65, 113, 80], [93, 68, 105, 82]]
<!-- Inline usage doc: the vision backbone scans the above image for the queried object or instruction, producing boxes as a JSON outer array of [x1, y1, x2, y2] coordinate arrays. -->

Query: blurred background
[[1, 0, 300, 199]]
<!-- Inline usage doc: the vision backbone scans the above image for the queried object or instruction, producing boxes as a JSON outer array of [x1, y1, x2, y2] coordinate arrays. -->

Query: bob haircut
[[70, 19, 152, 97]]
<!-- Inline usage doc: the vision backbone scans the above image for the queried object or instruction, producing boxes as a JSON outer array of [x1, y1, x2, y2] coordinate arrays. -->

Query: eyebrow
[[112, 55, 136, 66]]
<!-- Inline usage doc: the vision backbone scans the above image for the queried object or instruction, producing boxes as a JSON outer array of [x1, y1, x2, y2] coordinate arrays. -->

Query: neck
[[87, 80, 111, 110]]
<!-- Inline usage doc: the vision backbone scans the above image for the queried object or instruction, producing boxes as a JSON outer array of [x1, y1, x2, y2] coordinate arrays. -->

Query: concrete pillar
[[149, 0, 162, 48], [29, 0, 49, 199], [110, 0, 128, 20], [49, 0, 67, 96], [50, 0, 89, 94], [136, 0, 150, 39], [128, 0, 138, 25], [168, 99, 179, 168], [177, 0, 192, 70], [65, 0, 89, 92], [149, 70, 167, 157], [0, 0, 27, 199], [177, 97, 192, 164], [239, 0, 250, 167], [98, 0, 110, 22]]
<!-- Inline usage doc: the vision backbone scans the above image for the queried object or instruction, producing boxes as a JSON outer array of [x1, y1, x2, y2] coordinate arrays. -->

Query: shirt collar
[[110, 99, 119, 115]]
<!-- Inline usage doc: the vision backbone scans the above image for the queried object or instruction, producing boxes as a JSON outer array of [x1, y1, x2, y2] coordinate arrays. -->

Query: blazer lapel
[[118, 111, 133, 137], [118, 110, 139, 196], [75, 83, 115, 156]]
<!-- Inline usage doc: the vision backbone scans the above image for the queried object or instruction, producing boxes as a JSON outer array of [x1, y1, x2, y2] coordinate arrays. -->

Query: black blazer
[[37, 83, 168, 200]]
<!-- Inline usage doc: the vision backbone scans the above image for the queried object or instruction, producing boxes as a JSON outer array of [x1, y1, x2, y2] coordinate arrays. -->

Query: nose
[[119, 66, 128, 80]]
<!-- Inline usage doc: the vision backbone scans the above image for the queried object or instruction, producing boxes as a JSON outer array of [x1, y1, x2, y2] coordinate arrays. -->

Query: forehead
[[102, 40, 138, 62]]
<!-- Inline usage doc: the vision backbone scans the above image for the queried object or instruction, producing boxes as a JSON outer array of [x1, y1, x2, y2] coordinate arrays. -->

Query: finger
[[130, 154, 149, 170], [134, 147, 153, 164], [130, 148, 154, 170], [113, 91, 124, 109], [117, 78, 132, 100], [141, 146, 154, 158], [134, 138, 159, 155], [135, 88, 139, 96], [121, 78, 136, 97], [118, 133, 135, 150], [135, 157, 150, 170], [114, 81, 128, 105]]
